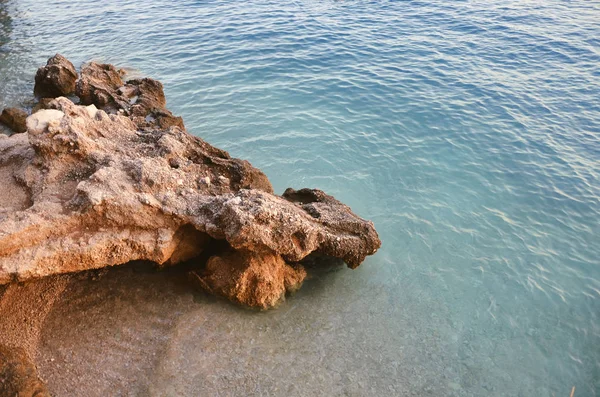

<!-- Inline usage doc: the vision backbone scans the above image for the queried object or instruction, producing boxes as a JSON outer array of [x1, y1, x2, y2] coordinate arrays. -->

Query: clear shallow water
[[1, 0, 600, 395]]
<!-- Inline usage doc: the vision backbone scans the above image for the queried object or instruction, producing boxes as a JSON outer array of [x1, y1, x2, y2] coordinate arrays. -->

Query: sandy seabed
[[0, 265, 206, 396]]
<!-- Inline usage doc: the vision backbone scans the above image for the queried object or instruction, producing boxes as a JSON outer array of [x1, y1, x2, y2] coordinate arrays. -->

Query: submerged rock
[[0, 56, 381, 308], [0, 345, 50, 397], [0, 107, 27, 134], [33, 54, 77, 98]]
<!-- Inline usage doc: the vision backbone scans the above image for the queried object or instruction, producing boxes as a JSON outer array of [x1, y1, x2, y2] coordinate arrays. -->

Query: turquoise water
[[1, 0, 600, 395]]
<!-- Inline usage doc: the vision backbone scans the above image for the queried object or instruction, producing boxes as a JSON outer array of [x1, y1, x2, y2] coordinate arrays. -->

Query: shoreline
[[0, 55, 380, 394]]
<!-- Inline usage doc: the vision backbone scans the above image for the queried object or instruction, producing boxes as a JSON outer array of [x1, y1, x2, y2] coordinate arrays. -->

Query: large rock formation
[[0, 56, 381, 309]]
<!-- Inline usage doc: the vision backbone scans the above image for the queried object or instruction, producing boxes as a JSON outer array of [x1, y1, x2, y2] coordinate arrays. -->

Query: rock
[[126, 78, 166, 113], [198, 188, 380, 268], [191, 250, 307, 309], [76, 63, 184, 129], [76, 62, 125, 110], [33, 54, 77, 98], [0, 345, 50, 397], [31, 98, 56, 114], [25, 109, 64, 135], [0, 56, 381, 308], [0, 107, 28, 133], [126, 78, 185, 130]]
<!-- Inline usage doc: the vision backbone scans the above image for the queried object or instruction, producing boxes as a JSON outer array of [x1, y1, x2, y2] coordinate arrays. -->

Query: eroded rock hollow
[[0, 54, 381, 310]]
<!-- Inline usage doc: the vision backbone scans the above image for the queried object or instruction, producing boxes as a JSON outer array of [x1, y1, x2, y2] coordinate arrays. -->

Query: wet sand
[[0, 262, 463, 397], [0, 264, 206, 396], [0, 275, 70, 359]]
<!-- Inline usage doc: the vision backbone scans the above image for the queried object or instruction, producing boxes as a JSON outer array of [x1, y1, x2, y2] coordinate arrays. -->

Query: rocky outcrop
[[0, 345, 50, 397], [33, 54, 77, 98], [0, 56, 381, 309], [0, 107, 27, 133]]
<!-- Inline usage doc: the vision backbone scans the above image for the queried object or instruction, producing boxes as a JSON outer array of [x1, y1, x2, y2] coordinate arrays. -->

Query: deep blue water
[[1, 0, 599, 395]]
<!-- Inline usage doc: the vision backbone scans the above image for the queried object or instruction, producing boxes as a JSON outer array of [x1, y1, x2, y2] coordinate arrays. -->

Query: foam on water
[[1, 0, 599, 395]]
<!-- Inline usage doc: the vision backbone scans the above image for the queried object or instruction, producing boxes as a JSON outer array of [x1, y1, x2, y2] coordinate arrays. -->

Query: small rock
[[26, 109, 65, 135], [448, 382, 461, 391], [192, 250, 307, 309], [33, 54, 77, 98], [0, 108, 28, 133], [32, 98, 56, 114], [168, 158, 181, 169]]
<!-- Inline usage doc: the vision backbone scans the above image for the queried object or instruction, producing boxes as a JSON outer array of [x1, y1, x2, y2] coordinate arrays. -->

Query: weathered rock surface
[[0, 56, 381, 309], [192, 250, 307, 309], [0, 345, 50, 397], [33, 54, 77, 98], [75, 61, 125, 110], [0, 107, 28, 133], [76, 62, 184, 130]]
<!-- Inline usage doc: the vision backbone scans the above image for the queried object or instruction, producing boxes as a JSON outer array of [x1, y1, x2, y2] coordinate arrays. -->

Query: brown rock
[[76, 64, 184, 130], [0, 56, 381, 309], [33, 54, 77, 98], [0, 107, 27, 133], [125, 78, 185, 130], [0, 345, 50, 397], [127, 78, 166, 112], [75, 62, 125, 110], [192, 250, 307, 309], [0, 98, 273, 284], [198, 188, 380, 268]]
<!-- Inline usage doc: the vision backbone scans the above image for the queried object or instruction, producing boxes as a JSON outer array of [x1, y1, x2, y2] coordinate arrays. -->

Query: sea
[[1, 0, 599, 396]]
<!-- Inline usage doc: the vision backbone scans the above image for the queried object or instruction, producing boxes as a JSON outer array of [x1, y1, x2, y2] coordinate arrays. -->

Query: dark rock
[[33, 54, 77, 98], [126, 78, 184, 130]]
